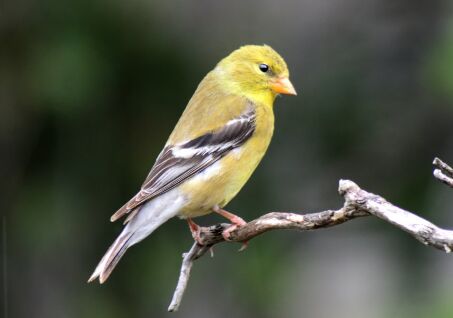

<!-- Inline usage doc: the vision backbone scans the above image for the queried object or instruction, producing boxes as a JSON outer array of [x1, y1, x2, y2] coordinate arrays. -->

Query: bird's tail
[[88, 190, 184, 283], [88, 230, 134, 284]]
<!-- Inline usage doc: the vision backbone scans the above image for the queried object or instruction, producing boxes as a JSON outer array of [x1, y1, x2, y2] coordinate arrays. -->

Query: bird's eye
[[259, 63, 269, 73]]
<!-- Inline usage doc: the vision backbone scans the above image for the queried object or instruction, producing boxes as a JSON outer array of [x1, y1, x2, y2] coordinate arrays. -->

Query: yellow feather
[[179, 96, 274, 217]]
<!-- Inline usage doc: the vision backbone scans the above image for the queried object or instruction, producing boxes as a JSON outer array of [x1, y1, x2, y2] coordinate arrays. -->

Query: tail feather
[[89, 188, 185, 283], [88, 232, 133, 284]]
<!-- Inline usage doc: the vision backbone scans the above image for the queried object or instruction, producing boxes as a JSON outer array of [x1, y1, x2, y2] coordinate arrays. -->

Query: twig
[[433, 157, 453, 188], [168, 158, 453, 311], [167, 243, 200, 312]]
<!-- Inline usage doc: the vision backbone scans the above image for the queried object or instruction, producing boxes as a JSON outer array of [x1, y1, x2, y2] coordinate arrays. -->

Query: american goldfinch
[[88, 45, 296, 283]]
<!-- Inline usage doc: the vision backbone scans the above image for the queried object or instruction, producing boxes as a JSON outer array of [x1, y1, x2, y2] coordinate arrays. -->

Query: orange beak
[[271, 77, 297, 95]]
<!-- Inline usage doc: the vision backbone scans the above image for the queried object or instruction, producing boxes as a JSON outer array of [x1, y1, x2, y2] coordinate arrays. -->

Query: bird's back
[[167, 70, 250, 145]]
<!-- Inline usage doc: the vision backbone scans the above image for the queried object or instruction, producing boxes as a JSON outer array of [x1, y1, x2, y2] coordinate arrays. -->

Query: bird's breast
[[179, 104, 274, 218]]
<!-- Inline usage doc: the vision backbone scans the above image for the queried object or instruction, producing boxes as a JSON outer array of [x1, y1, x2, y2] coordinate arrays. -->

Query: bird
[[88, 44, 296, 284]]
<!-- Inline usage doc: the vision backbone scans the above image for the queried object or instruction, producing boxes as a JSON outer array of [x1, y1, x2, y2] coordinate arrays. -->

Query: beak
[[271, 77, 297, 96]]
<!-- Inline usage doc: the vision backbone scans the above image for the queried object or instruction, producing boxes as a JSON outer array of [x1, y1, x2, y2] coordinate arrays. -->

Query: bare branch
[[167, 243, 203, 312], [339, 180, 453, 251], [168, 158, 453, 312], [433, 157, 453, 188]]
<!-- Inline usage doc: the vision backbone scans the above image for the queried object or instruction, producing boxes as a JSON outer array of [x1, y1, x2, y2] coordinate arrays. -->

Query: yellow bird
[[88, 45, 296, 283]]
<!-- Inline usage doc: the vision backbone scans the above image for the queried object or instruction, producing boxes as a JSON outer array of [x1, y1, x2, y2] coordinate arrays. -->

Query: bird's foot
[[186, 218, 204, 245], [222, 224, 248, 251], [213, 206, 248, 251]]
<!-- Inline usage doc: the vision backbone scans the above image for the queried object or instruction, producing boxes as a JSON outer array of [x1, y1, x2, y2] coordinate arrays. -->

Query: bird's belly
[[178, 144, 266, 218]]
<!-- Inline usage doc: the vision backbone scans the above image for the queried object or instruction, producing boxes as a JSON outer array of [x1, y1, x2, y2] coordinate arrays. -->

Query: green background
[[2, 0, 453, 317]]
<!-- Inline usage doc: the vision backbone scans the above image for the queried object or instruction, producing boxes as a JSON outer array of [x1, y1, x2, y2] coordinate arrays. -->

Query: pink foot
[[213, 206, 248, 251], [187, 218, 203, 245]]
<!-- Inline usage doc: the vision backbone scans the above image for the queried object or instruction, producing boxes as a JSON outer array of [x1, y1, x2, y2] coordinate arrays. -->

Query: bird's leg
[[213, 206, 248, 250], [186, 218, 203, 245]]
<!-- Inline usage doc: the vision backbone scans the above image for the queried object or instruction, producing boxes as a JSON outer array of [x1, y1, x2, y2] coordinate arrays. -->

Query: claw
[[222, 226, 248, 251], [213, 206, 248, 251], [222, 224, 238, 241], [187, 218, 203, 245], [238, 242, 248, 252]]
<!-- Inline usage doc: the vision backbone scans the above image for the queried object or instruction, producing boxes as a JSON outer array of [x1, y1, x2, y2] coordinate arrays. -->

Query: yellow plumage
[[179, 93, 275, 216], [168, 45, 291, 143], [172, 45, 293, 216], [89, 44, 296, 284]]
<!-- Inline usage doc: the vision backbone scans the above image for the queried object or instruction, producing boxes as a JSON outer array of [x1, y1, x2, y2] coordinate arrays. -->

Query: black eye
[[259, 63, 269, 73]]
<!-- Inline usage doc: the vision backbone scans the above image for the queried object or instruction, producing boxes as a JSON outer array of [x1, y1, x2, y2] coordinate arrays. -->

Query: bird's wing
[[110, 103, 256, 222]]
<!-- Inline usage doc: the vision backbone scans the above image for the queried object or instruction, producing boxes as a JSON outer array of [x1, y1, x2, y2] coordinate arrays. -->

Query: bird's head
[[215, 45, 296, 104]]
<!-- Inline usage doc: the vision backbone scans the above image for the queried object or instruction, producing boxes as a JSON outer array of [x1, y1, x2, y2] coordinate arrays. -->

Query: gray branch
[[433, 157, 453, 188], [168, 158, 453, 312]]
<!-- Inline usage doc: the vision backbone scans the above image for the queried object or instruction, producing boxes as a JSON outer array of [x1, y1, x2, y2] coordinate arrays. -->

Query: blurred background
[[2, 0, 453, 317]]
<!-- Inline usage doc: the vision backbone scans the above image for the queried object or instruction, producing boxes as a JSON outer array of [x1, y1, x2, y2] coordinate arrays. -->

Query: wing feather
[[111, 103, 256, 222]]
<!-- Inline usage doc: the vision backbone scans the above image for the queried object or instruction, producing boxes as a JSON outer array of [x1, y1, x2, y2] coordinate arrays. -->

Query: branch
[[433, 157, 453, 188], [168, 158, 453, 312]]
